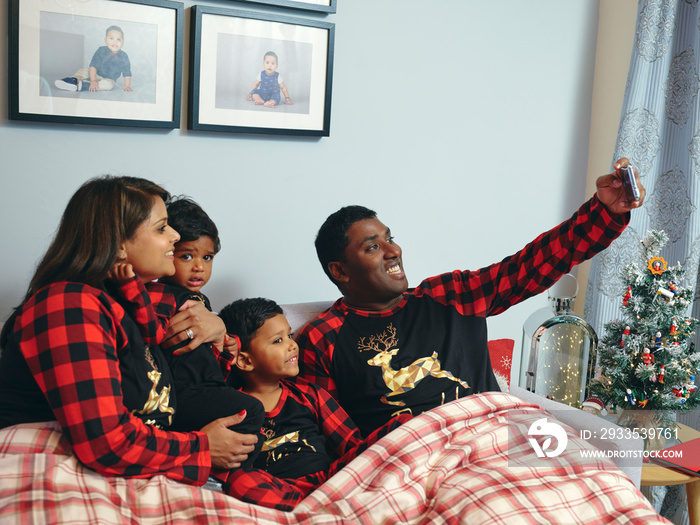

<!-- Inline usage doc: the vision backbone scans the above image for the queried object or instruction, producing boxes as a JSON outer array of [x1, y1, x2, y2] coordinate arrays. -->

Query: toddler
[[246, 51, 292, 108], [55, 25, 132, 92], [147, 197, 264, 475]]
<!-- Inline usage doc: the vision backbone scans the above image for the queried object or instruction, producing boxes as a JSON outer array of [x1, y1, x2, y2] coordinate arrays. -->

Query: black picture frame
[[9, 0, 184, 129], [188, 5, 335, 137], [233, 0, 337, 14]]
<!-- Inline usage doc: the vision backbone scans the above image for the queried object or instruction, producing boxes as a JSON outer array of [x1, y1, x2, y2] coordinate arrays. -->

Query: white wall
[[0, 0, 624, 383]]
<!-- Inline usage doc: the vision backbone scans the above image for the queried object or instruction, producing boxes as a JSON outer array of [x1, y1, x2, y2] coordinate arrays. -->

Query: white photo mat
[[197, 13, 329, 132], [16, 0, 178, 123]]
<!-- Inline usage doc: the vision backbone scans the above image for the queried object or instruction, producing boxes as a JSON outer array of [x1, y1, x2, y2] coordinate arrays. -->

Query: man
[[297, 160, 645, 436]]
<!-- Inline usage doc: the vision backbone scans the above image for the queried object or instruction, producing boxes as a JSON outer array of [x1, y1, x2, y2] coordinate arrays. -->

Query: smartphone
[[620, 166, 640, 202]]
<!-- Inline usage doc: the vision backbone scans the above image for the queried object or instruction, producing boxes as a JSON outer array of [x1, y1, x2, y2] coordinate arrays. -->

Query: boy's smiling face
[[240, 314, 299, 382], [263, 55, 278, 76], [163, 236, 216, 293], [105, 30, 124, 54]]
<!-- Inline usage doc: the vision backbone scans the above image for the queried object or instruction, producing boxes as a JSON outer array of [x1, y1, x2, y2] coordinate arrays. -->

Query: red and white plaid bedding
[[0, 392, 668, 524]]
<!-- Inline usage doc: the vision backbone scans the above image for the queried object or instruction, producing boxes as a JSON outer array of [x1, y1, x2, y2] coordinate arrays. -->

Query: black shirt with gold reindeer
[[250, 377, 365, 479], [300, 295, 496, 436], [298, 196, 630, 435]]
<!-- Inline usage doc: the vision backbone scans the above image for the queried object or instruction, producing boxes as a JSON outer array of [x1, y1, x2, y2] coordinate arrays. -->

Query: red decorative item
[[488, 339, 514, 390], [581, 397, 606, 415], [620, 326, 630, 347], [623, 287, 631, 306]]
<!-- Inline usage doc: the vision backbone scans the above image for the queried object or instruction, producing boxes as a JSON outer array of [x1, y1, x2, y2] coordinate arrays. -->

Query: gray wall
[[0, 0, 602, 382]]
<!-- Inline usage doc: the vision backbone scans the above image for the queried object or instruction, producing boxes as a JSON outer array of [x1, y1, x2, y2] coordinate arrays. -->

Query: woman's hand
[[596, 157, 646, 215], [201, 411, 258, 470], [161, 300, 226, 354]]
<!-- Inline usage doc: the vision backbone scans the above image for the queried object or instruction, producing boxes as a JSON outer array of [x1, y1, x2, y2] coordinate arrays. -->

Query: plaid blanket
[[0, 392, 668, 524]]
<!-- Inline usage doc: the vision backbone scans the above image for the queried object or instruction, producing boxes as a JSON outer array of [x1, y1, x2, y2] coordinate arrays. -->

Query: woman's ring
[[185, 328, 194, 340]]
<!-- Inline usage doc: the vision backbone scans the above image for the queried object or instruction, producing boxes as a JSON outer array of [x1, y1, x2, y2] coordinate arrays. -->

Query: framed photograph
[[9, 0, 184, 129], [189, 6, 335, 137], [233, 0, 337, 14]]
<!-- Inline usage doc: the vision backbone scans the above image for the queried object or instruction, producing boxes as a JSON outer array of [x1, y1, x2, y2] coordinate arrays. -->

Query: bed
[[0, 302, 670, 524], [0, 391, 669, 524]]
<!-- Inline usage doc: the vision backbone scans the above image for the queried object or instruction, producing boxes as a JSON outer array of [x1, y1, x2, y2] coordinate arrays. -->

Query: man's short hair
[[166, 196, 221, 253], [314, 205, 377, 285]]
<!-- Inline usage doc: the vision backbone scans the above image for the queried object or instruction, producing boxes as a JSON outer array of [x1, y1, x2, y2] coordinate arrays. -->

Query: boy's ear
[[327, 261, 349, 284], [235, 351, 254, 372]]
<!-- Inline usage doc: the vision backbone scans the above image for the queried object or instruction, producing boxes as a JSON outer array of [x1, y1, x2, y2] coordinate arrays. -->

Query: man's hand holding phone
[[595, 158, 645, 215]]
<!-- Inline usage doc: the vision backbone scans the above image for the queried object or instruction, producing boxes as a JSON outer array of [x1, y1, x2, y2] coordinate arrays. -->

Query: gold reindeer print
[[133, 347, 175, 426], [358, 324, 399, 353], [262, 419, 276, 440], [260, 431, 317, 467], [360, 324, 470, 406], [261, 431, 316, 453]]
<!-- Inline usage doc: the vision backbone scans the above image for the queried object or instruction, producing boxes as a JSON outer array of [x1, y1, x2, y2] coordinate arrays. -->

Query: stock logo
[[527, 418, 568, 458]]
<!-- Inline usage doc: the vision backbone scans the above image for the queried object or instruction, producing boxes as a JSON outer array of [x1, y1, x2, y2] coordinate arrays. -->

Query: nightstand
[[642, 423, 700, 525]]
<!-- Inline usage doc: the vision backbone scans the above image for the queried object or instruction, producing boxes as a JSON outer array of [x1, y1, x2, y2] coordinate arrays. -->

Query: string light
[[532, 323, 596, 407]]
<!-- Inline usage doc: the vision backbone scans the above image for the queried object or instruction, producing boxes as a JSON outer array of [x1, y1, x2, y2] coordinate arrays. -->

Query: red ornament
[[620, 326, 630, 347], [623, 287, 632, 306], [581, 397, 606, 415], [670, 318, 679, 335]]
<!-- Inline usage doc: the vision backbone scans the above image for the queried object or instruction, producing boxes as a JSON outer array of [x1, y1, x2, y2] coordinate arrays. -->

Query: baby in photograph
[[55, 25, 132, 93], [246, 51, 292, 108]]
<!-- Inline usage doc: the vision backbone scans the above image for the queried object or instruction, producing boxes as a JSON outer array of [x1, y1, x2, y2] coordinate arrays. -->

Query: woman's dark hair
[[1, 175, 169, 347], [166, 196, 221, 253], [314, 205, 377, 285], [218, 298, 283, 351]]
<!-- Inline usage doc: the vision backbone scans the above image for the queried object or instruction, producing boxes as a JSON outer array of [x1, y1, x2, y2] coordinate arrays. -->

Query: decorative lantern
[[519, 275, 598, 407]]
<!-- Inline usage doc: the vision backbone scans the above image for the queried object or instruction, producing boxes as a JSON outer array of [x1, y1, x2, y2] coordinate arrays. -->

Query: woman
[[0, 176, 257, 485]]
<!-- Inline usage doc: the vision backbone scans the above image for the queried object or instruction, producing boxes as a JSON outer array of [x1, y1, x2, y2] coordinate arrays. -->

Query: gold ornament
[[648, 257, 668, 275]]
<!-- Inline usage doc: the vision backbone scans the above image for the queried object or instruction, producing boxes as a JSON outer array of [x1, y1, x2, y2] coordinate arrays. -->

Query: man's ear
[[328, 261, 349, 284], [235, 351, 254, 372]]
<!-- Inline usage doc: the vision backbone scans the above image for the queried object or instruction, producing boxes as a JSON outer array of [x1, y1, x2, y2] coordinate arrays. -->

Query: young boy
[[246, 51, 292, 108], [218, 298, 410, 511], [55, 25, 133, 93], [146, 197, 264, 472]]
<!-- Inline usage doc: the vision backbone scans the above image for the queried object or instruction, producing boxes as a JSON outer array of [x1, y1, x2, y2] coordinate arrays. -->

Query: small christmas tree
[[589, 230, 700, 412]]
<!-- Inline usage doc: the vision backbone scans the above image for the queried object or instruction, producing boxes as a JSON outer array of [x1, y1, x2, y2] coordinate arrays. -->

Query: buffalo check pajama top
[[297, 194, 629, 435], [225, 377, 409, 511], [0, 277, 212, 486]]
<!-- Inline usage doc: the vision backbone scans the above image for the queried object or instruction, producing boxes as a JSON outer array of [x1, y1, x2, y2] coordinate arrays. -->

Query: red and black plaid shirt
[[0, 277, 212, 486], [297, 195, 629, 434]]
